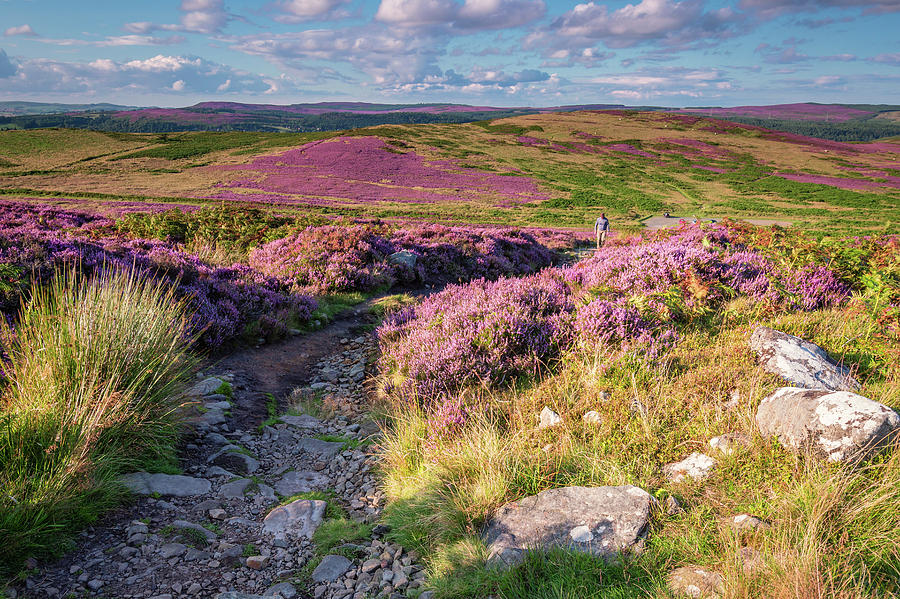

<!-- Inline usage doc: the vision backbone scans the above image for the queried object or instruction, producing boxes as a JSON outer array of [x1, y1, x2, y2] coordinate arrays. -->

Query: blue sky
[[1, 0, 898, 107]]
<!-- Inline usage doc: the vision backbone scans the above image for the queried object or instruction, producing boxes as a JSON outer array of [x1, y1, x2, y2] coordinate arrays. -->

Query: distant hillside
[[0, 101, 143, 116], [2, 100, 899, 141], [0, 101, 636, 134], [676, 103, 900, 141]]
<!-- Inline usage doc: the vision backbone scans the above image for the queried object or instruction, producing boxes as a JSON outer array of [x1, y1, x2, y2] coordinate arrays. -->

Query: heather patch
[[214, 136, 549, 206], [379, 223, 853, 409], [248, 223, 563, 294], [681, 103, 875, 123], [775, 171, 900, 191], [0, 201, 316, 349]]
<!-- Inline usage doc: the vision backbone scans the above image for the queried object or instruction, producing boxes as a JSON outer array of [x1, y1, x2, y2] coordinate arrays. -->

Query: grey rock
[[280, 415, 321, 429], [159, 543, 186, 559], [263, 582, 298, 598], [87, 580, 103, 591], [206, 432, 230, 446], [296, 438, 344, 459], [172, 520, 217, 542], [750, 326, 859, 392], [728, 514, 770, 532], [483, 485, 653, 567], [200, 410, 227, 426], [707, 434, 748, 456], [311, 555, 352, 583], [188, 377, 226, 397], [274, 471, 328, 496], [387, 250, 417, 270], [119, 472, 211, 497], [205, 401, 232, 411], [216, 594, 264, 599], [220, 478, 253, 499], [262, 499, 326, 539], [667, 566, 724, 598], [210, 448, 259, 475], [207, 466, 236, 478], [756, 387, 900, 463], [538, 407, 562, 429], [582, 411, 603, 426], [664, 453, 716, 483]]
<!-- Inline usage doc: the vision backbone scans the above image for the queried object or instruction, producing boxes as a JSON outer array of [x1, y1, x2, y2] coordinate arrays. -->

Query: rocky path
[[14, 305, 431, 599]]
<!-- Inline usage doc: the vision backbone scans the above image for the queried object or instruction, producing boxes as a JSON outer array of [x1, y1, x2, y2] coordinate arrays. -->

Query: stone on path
[[667, 566, 724, 598], [245, 555, 269, 570], [756, 387, 900, 462], [280, 414, 321, 429], [172, 520, 217, 542], [749, 326, 859, 392], [209, 447, 259, 475], [263, 582, 298, 598], [664, 453, 716, 483], [273, 470, 328, 497], [220, 478, 253, 499], [482, 485, 654, 567], [188, 377, 227, 397], [311, 554, 352, 583], [262, 499, 326, 539], [295, 438, 344, 459], [538, 406, 562, 429], [216, 593, 264, 599], [159, 543, 187, 559], [119, 472, 211, 497]]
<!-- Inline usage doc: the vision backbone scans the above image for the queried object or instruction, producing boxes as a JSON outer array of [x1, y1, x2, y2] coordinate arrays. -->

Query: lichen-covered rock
[[749, 326, 859, 391], [482, 485, 653, 567], [664, 452, 716, 483], [538, 406, 562, 429], [756, 388, 900, 463]]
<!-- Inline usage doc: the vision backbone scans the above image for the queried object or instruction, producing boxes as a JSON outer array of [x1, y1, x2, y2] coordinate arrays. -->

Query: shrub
[[0, 266, 196, 572]]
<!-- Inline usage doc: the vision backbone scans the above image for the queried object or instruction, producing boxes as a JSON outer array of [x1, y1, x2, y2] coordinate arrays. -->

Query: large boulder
[[482, 485, 654, 567], [387, 250, 418, 270], [756, 388, 900, 463], [749, 327, 859, 391]]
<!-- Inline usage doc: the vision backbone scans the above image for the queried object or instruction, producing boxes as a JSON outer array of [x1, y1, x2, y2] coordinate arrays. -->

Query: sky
[[1, 0, 898, 107]]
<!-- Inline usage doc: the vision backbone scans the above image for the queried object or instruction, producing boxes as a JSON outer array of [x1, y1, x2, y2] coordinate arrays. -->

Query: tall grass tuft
[[0, 265, 197, 573]]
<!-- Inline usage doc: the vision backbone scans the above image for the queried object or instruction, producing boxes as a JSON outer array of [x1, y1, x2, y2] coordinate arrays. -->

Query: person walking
[[594, 213, 610, 249]]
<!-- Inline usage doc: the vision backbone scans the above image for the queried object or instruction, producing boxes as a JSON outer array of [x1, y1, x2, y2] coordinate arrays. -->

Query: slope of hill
[[0, 110, 896, 235], [0, 101, 142, 116]]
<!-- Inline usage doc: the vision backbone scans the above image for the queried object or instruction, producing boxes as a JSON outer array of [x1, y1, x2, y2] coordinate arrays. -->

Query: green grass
[[0, 265, 197, 575], [111, 131, 336, 161], [377, 297, 900, 598]]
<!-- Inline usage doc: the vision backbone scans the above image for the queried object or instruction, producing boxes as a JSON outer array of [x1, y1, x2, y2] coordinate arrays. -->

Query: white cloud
[[374, 0, 545, 30], [276, 0, 351, 21], [739, 0, 900, 19], [37, 35, 185, 47], [0, 53, 277, 96], [5, 24, 37, 37], [125, 0, 228, 35], [0, 49, 16, 78]]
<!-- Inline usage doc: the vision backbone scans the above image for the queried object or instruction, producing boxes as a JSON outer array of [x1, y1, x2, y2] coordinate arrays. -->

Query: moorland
[[0, 107, 898, 599]]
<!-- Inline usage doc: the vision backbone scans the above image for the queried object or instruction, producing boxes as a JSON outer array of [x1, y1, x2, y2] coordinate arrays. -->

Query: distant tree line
[[0, 109, 541, 133], [708, 116, 900, 142]]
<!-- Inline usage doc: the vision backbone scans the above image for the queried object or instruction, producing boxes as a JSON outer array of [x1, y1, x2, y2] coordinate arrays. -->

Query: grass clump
[[0, 266, 196, 574]]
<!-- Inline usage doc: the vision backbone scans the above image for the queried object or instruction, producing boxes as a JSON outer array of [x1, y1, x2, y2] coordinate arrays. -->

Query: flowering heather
[[604, 143, 656, 158], [379, 223, 852, 407], [378, 272, 574, 403], [249, 223, 560, 293], [775, 172, 900, 190], [214, 136, 549, 206], [681, 103, 874, 123], [0, 201, 315, 348]]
